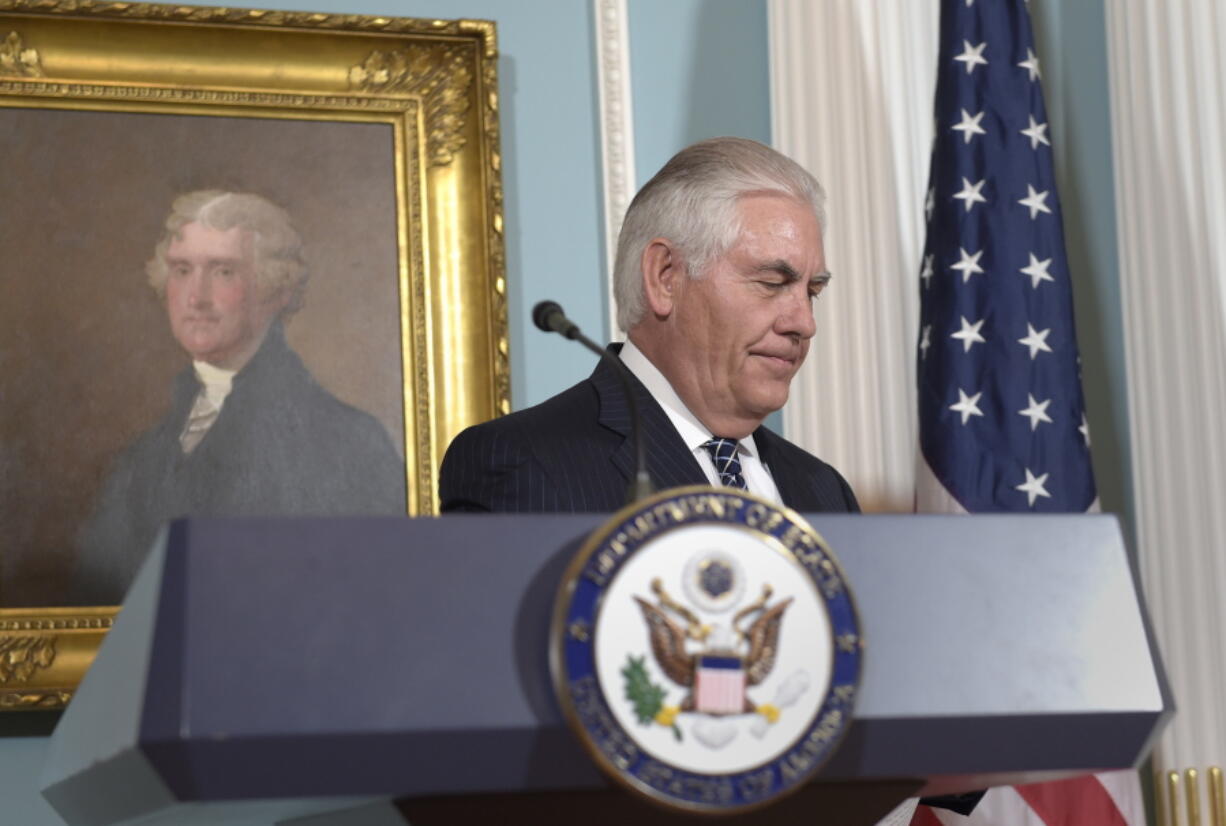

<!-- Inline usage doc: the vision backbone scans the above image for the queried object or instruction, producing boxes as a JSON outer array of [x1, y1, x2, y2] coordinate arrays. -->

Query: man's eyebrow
[[753, 260, 831, 287], [754, 259, 803, 281], [163, 255, 245, 267]]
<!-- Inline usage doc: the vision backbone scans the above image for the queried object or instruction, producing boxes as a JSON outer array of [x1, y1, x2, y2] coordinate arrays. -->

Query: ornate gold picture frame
[[0, 2, 507, 710]]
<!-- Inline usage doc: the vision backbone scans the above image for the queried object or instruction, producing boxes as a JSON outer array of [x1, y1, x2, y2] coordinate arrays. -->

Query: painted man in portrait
[[74, 191, 405, 604]]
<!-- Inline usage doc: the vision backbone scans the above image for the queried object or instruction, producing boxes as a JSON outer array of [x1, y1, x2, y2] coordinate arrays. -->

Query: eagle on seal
[[634, 587, 792, 715]]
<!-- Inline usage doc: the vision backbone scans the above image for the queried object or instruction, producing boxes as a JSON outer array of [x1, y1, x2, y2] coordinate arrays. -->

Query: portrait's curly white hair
[[146, 190, 309, 316]]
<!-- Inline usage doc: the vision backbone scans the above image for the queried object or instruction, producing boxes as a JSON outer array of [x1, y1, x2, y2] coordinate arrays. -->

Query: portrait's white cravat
[[179, 361, 236, 454]]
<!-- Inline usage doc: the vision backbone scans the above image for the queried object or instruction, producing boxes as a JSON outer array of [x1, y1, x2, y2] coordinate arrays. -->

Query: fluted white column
[[1106, 0, 1226, 789], [593, 0, 637, 340], [769, 0, 938, 512]]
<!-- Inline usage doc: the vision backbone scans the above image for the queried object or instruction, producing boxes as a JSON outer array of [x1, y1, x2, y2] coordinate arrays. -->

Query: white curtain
[[769, 0, 938, 512], [1107, 0, 1226, 788]]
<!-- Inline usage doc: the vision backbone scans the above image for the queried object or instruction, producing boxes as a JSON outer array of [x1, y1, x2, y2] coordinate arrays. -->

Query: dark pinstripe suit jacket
[[439, 350, 859, 514]]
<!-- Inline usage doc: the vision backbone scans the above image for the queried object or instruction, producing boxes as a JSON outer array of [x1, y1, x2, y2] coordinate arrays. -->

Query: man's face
[[164, 221, 285, 369], [662, 194, 826, 437]]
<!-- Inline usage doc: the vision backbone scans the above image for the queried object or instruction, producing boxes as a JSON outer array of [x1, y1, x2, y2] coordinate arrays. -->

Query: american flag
[[912, 0, 1143, 824]]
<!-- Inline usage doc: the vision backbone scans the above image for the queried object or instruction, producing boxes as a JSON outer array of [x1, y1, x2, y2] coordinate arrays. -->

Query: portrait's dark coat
[[74, 324, 404, 604], [438, 348, 859, 514]]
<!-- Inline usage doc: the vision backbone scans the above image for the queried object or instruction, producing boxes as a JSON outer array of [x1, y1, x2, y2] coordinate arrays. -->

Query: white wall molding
[[769, 0, 937, 512], [593, 0, 637, 340], [1106, 0, 1226, 784]]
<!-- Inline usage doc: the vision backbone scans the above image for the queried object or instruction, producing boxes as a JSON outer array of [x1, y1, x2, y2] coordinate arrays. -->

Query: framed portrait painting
[[0, 2, 508, 709]]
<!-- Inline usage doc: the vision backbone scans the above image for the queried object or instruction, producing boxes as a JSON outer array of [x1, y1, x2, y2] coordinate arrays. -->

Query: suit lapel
[[754, 426, 815, 511], [589, 357, 824, 509], [592, 348, 708, 491]]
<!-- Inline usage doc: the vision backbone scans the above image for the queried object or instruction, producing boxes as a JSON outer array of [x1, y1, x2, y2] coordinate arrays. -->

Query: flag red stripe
[[909, 804, 947, 826], [1016, 776, 1130, 826]]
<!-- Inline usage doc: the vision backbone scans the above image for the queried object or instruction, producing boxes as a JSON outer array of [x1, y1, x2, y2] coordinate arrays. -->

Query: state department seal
[[550, 486, 862, 815]]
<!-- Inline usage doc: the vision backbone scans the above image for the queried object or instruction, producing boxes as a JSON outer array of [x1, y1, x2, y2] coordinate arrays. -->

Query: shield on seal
[[694, 654, 745, 714]]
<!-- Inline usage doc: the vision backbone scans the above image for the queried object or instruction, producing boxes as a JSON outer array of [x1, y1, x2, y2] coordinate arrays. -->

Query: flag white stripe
[[1097, 769, 1146, 824]]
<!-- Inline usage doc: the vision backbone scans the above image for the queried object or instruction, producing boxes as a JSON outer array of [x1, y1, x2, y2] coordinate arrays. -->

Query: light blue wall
[[1030, 1, 1133, 528], [0, 736, 63, 824], [627, 0, 771, 185]]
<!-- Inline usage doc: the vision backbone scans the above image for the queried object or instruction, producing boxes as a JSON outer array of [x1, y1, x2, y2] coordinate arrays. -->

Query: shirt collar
[[618, 338, 760, 460], [192, 360, 237, 406]]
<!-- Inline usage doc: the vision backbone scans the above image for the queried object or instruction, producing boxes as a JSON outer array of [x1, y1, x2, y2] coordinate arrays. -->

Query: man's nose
[[777, 283, 817, 339], [186, 272, 212, 306]]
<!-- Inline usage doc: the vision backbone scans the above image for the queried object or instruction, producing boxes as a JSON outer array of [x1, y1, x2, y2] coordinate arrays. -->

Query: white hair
[[613, 137, 826, 332], [146, 190, 308, 315]]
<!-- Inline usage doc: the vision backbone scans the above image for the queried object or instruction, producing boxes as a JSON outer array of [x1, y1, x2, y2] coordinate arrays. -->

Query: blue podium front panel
[[42, 513, 1170, 824]]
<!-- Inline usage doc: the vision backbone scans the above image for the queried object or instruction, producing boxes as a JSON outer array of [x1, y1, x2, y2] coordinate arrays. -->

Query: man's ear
[[641, 238, 683, 318]]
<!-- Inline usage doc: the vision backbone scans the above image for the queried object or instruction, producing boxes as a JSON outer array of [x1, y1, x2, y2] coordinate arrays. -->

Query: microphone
[[532, 300, 579, 339], [532, 300, 654, 505]]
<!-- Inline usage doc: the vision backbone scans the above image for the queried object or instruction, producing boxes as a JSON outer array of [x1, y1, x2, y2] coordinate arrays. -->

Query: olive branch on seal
[[621, 654, 681, 741]]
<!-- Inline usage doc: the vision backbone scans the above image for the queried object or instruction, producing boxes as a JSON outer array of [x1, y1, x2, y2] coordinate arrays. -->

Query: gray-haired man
[[440, 137, 857, 514]]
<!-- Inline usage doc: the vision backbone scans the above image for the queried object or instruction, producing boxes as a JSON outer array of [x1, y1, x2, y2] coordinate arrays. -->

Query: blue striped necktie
[[702, 437, 748, 490]]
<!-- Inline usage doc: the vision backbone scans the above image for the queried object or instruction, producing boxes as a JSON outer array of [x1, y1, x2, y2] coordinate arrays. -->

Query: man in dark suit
[[75, 190, 404, 603], [440, 137, 857, 514]]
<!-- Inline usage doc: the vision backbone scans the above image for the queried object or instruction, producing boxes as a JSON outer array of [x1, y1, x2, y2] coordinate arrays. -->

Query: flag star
[[1020, 253, 1054, 288], [920, 324, 932, 359], [1018, 323, 1053, 359], [954, 40, 988, 74], [950, 246, 985, 282], [950, 388, 985, 425], [1018, 47, 1041, 81], [1079, 413, 1092, 447], [1018, 394, 1054, 430], [1018, 184, 1052, 219], [950, 316, 987, 352], [920, 254, 934, 288], [953, 177, 988, 212], [1020, 114, 1050, 149], [952, 109, 987, 144], [925, 186, 936, 221], [1015, 468, 1052, 506]]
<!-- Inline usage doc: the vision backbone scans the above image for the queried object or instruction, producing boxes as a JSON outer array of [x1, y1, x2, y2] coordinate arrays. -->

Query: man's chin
[[742, 379, 791, 411], [176, 337, 226, 364], [734, 396, 789, 430]]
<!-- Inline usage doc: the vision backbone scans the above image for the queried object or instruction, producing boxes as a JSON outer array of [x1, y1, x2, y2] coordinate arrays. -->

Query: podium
[[40, 514, 1171, 825]]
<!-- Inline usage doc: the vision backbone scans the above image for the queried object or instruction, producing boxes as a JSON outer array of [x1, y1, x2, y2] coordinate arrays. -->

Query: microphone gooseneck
[[531, 300, 654, 504]]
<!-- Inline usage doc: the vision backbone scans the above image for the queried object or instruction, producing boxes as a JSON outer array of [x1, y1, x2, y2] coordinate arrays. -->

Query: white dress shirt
[[619, 339, 783, 504]]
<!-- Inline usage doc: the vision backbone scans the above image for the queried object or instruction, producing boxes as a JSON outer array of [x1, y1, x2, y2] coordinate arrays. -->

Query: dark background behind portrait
[[0, 107, 404, 606]]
